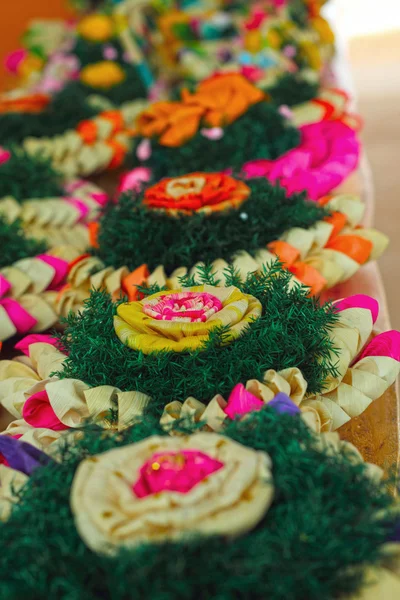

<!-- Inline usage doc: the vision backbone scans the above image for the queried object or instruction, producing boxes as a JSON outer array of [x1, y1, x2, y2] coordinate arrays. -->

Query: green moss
[[0, 148, 63, 202], [94, 178, 327, 273], [267, 72, 320, 107], [0, 216, 47, 269], [0, 409, 396, 600], [130, 102, 301, 179], [58, 265, 339, 411]]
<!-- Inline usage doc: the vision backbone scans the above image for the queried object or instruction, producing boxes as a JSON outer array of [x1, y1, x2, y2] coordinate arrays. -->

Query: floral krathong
[[143, 172, 250, 215], [136, 73, 265, 147], [0, 404, 399, 600], [114, 285, 262, 354]]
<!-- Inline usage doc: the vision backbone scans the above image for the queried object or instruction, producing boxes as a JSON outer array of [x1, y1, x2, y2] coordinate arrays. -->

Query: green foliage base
[[0, 148, 63, 202], [267, 72, 320, 107], [94, 178, 327, 273], [58, 266, 338, 411], [0, 216, 47, 269], [0, 409, 396, 600], [0, 87, 99, 146], [131, 102, 301, 179]]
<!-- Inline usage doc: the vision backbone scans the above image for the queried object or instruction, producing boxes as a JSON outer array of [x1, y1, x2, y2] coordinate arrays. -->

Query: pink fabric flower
[[132, 450, 224, 498], [334, 295, 379, 324], [22, 390, 69, 431], [243, 121, 360, 200]]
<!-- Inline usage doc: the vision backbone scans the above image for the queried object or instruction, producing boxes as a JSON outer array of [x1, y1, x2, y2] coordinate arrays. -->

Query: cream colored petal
[[46, 379, 91, 427], [325, 195, 365, 226], [348, 567, 400, 599], [231, 251, 259, 280], [0, 465, 28, 522], [70, 433, 274, 554], [351, 229, 389, 261], [0, 266, 31, 297], [281, 227, 315, 259], [29, 343, 67, 380], [117, 391, 150, 430], [12, 258, 54, 293]]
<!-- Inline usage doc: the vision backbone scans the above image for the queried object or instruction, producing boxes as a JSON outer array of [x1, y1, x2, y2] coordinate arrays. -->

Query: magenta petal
[[334, 295, 379, 324], [37, 255, 69, 289], [224, 384, 264, 419], [356, 330, 400, 362], [15, 334, 59, 355], [4, 49, 27, 74], [0, 274, 11, 298], [118, 167, 152, 193], [22, 390, 69, 431], [90, 192, 108, 206]]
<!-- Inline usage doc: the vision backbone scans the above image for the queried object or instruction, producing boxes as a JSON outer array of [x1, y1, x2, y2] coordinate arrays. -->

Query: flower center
[[132, 450, 224, 498], [165, 176, 206, 199], [143, 291, 223, 322]]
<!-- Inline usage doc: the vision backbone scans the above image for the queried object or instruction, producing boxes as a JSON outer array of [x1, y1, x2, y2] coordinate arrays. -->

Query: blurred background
[[0, 0, 399, 327]]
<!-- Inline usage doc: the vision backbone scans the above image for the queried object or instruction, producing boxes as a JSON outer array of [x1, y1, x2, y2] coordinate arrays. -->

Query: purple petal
[[268, 392, 301, 416], [0, 436, 54, 476]]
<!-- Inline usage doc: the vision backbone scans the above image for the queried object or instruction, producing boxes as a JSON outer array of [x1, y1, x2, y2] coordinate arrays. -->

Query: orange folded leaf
[[326, 234, 373, 264], [88, 222, 100, 248], [122, 264, 150, 301], [288, 262, 327, 295], [324, 211, 347, 241], [268, 240, 301, 267], [76, 120, 98, 144]]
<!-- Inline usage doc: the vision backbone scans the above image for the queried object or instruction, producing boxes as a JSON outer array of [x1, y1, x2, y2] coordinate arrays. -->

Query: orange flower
[[136, 101, 204, 147], [136, 74, 265, 147], [0, 93, 50, 114], [182, 73, 265, 129], [143, 172, 251, 215]]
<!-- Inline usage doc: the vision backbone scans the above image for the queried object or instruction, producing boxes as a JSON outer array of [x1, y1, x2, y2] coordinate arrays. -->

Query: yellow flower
[[77, 15, 114, 42], [311, 16, 335, 44], [114, 285, 262, 354], [80, 61, 126, 89], [70, 433, 274, 554], [299, 40, 322, 71]]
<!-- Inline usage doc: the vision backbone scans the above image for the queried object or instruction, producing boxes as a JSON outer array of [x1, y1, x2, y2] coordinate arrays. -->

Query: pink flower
[[0, 147, 11, 165], [118, 167, 152, 194], [133, 450, 224, 497], [243, 121, 360, 200], [22, 390, 69, 431]]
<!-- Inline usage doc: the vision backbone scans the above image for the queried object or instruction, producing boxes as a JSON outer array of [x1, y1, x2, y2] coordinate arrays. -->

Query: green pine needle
[[0, 409, 396, 600], [130, 102, 301, 179], [0, 216, 47, 268], [93, 178, 327, 273], [0, 148, 63, 202], [267, 72, 320, 107], [58, 265, 339, 410]]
